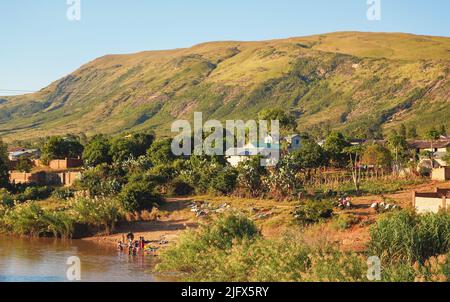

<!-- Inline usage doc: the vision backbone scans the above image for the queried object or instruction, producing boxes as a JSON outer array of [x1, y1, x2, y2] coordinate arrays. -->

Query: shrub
[[40, 210, 74, 238], [158, 224, 368, 282], [369, 210, 450, 264], [0, 188, 14, 207], [168, 178, 194, 196], [294, 200, 333, 225], [70, 196, 123, 234], [16, 186, 53, 202], [209, 167, 238, 195], [157, 214, 261, 279], [51, 188, 75, 200], [118, 176, 161, 212], [332, 213, 360, 230], [201, 214, 261, 249], [77, 164, 123, 197], [0, 202, 73, 237]]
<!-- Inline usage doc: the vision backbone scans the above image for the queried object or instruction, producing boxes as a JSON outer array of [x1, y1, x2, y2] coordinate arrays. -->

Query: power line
[[0, 89, 39, 93]]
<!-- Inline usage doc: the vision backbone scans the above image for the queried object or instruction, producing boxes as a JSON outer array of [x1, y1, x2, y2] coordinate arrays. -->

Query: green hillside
[[0, 32, 449, 142]]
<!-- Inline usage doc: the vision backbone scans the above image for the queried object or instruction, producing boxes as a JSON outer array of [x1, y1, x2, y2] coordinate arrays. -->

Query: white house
[[226, 134, 302, 167], [408, 139, 450, 169], [8, 148, 40, 161], [226, 135, 281, 167]]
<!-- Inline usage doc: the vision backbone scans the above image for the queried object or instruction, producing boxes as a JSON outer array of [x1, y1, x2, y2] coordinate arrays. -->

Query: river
[[0, 235, 164, 282]]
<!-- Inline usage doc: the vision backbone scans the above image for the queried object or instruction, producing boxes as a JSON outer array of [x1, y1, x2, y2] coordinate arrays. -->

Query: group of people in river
[[117, 232, 153, 256]]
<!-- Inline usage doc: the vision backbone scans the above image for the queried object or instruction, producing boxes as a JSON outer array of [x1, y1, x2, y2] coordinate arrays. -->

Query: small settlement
[[8, 147, 82, 187]]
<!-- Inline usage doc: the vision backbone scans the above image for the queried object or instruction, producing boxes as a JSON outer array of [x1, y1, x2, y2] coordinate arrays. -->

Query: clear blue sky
[[1, 0, 449, 95]]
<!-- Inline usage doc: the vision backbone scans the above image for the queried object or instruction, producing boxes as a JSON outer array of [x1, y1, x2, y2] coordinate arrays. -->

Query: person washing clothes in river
[[127, 231, 134, 243], [117, 240, 125, 251], [139, 237, 146, 249]]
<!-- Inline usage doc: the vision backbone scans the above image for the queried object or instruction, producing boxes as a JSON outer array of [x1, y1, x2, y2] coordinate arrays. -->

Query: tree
[[41, 136, 84, 163], [0, 139, 9, 189], [361, 143, 392, 176], [146, 138, 176, 166], [444, 148, 450, 166], [118, 173, 160, 211], [236, 156, 267, 197], [344, 145, 364, 194], [110, 133, 154, 163], [407, 125, 418, 139], [425, 128, 441, 160], [323, 132, 350, 168], [16, 158, 33, 173], [258, 108, 297, 131], [292, 138, 327, 170], [210, 167, 238, 195], [387, 132, 410, 174], [82, 135, 112, 167]]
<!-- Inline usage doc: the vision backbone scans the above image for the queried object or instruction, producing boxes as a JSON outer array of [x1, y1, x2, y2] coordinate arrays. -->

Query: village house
[[226, 134, 301, 167], [285, 134, 302, 152], [7, 148, 40, 161], [408, 138, 450, 169], [8, 149, 84, 187]]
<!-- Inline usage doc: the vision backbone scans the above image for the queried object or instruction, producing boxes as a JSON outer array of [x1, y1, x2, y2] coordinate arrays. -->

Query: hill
[[0, 31, 449, 142]]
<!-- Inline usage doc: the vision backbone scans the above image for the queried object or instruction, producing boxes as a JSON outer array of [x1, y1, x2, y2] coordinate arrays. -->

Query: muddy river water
[[0, 235, 164, 282]]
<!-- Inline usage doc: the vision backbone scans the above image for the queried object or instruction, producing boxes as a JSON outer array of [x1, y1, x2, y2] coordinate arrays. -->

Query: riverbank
[[82, 180, 450, 254]]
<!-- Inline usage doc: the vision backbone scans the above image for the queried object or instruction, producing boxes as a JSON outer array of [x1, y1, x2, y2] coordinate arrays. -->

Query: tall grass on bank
[[157, 214, 368, 281], [369, 210, 450, 264], [0, 196, 124, 238], [69, 196, 123, 234], [157, 212, 450, 282], [0, 203, 73, 238]]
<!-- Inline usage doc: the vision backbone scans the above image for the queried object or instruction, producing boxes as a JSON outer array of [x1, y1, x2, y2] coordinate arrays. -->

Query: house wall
[[49, 158, 83, 170], [33, 158, 83, 170], [9, 172, 47, 185], [413, 191, 448, 214], [9, 171, 81, 186], [414, 197, 447, 214], [9, 172, 32, 184], [432, 167, 450, 181], [58, 171, 81, 186]]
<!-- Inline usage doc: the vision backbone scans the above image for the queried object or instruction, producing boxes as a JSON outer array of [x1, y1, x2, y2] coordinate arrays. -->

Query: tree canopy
[[41, 136, 84, 163], [0, 139, 9, 189]]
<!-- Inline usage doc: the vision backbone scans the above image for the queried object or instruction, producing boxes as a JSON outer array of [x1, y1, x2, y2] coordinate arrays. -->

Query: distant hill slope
[[1, 32, 449, 142]]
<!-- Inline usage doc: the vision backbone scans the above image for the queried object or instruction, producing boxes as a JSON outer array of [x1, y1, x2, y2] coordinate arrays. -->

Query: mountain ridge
[[1, 31, 449, 142]]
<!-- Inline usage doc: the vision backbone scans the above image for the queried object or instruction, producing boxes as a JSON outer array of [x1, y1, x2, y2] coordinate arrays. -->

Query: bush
[[0, 188, 14, 207], [209, 167, 238, 195], [369, 210, 450, 264], [157, 214, 261, 279], [51, 188, 75, 200], [70, 196, 123, 234], [16, 186, 53, 202], [0, 202, 73, 238], [118, 176, 161, 212], [168, 178, 194, 196], [332, 213, 360, 230], [294, 200, 333, 225], [77, 164, 123, 197]]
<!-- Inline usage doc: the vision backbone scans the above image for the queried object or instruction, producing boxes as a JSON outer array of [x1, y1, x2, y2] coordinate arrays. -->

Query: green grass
[[316, 178, 426, 196], [157, 212, 450, 282]]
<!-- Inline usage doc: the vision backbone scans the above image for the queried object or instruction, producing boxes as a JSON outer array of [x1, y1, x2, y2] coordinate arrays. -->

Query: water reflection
[[0, 235, 159, 282]]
